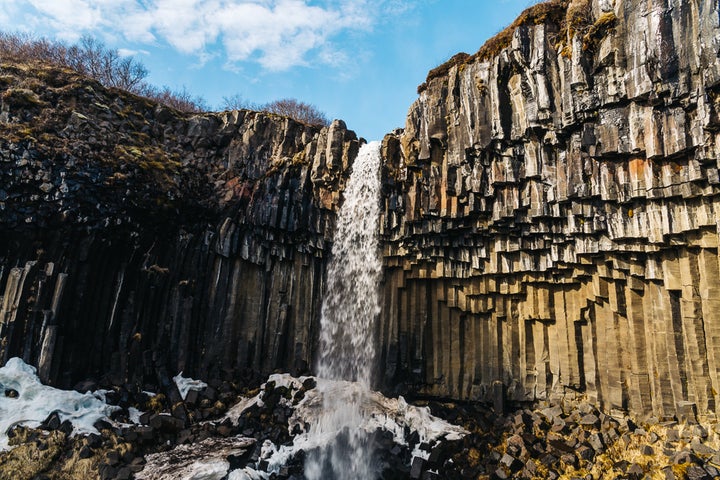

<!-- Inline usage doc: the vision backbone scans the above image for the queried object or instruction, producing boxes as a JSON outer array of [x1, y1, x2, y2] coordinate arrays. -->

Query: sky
[[0, 0, 539, 140]]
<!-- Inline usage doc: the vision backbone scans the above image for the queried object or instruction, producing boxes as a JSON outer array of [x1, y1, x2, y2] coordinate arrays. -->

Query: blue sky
[[1, 0, 538, 140]]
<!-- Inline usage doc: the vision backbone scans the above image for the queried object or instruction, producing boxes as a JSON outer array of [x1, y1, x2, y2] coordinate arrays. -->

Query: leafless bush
[[261, 98, 329, 126], [139, 84, 209, 113], [0, 32, 207, 113], [222, 94, 329, 127], [220, 93, 258, 111], [66, 36, 148, 91]]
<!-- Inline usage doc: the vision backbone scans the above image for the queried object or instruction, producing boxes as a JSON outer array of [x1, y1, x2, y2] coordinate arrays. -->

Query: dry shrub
[[261, 98, 329, 127], [0, 32, 208, 113]]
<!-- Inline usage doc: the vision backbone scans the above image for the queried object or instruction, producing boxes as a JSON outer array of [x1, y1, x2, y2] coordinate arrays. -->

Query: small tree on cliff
[[221, 95, 330, 127], [66, 36, 149, 91], [221, 93, 258, 111], [262, 98, 330, 126]]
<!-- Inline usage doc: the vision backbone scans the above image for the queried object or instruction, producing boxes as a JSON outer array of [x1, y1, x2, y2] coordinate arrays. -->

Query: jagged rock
[[0, 61, 358, 388], [409, 456, 425, 479], [377, 0, 720, 423], [0, 6, 719, 480]]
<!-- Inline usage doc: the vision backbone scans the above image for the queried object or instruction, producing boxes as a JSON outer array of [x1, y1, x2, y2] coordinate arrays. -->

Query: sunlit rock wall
[[379, 0, 720, 421]]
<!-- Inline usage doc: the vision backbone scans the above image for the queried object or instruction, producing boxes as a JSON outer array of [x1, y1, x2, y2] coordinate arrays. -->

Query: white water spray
[[305, 141, 384, 479]]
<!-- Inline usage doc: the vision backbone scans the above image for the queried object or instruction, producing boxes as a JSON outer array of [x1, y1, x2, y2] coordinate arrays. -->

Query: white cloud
[[117, 47, 149, 57], [0, 0, 405, 71]]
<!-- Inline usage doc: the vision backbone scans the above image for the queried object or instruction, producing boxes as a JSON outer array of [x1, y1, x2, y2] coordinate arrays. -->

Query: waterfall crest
[[305, 141, 384, 479]]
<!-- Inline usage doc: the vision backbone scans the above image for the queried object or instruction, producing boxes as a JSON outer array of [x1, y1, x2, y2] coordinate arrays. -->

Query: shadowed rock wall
[[378, 0, 720, 421], [0, 63, 359, 386]]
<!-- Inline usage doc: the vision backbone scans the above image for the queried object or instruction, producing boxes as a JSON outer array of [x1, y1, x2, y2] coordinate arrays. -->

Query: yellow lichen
[[0, 429, 65, 480], [1, 87, 44, 107], [147, 392, 166, 412], [582, 12, 618, 51]]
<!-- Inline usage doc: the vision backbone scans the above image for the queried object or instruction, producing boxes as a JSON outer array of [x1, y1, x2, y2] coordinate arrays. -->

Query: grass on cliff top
[[418, 0, 570, 93]]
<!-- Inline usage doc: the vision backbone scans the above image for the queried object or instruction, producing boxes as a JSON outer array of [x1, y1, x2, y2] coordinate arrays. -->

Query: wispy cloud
[[1, 0, 410, 71], [117, 47, 149, 57]]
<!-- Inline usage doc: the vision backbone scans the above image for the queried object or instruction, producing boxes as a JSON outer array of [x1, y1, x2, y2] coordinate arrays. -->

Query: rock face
[[0, 62, 359, 386], [378, 0, 720, 421], [1, 0, 720, 426]]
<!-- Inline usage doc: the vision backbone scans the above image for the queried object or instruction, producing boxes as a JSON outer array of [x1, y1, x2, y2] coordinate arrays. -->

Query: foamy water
[[0, 360, 467, 478], [227, 374, 467, 478]]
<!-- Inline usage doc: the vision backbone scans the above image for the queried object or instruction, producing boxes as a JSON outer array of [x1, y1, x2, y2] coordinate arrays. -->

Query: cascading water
[[304, 141, 384, 480]]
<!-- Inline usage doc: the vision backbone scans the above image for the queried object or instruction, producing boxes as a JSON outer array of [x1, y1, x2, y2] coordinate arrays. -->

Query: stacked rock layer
[[378, 0, 720, 421]]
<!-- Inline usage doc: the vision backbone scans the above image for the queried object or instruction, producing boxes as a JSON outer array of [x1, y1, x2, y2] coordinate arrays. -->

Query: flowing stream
[[304, 141, 384, 479]]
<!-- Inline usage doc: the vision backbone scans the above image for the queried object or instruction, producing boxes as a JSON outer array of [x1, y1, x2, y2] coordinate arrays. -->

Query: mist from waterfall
[[304, 141, 384, 480]]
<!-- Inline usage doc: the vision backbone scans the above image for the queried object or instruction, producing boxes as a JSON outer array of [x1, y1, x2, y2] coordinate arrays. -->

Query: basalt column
[[378, 0, 720, 422], [0, 63, 360, 387]]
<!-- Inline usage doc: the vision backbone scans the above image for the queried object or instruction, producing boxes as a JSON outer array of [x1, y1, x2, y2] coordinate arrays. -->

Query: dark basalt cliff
[[0, 62, 359, 386], [378, 0, 720, 421], [1, 0, 720, 425]]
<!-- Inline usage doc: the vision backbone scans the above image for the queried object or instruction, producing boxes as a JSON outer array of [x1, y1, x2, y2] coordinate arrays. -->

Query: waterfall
[[305, 141, 384, 479]]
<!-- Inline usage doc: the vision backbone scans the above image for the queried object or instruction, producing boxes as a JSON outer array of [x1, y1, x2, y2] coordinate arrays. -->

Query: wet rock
[[42, 411, 62, 430], [99, 464, 118, 480], [135, 426, 155, 442], [170, 403, 188, 424], [410, 456, 425, 479], [105, 449, 121, 466], [184, 389, 199, 406], [59, 420, 74, 436], [115, 467, 133, 480], [79, 445, 93, 459], [148, 413, 184, 433]]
